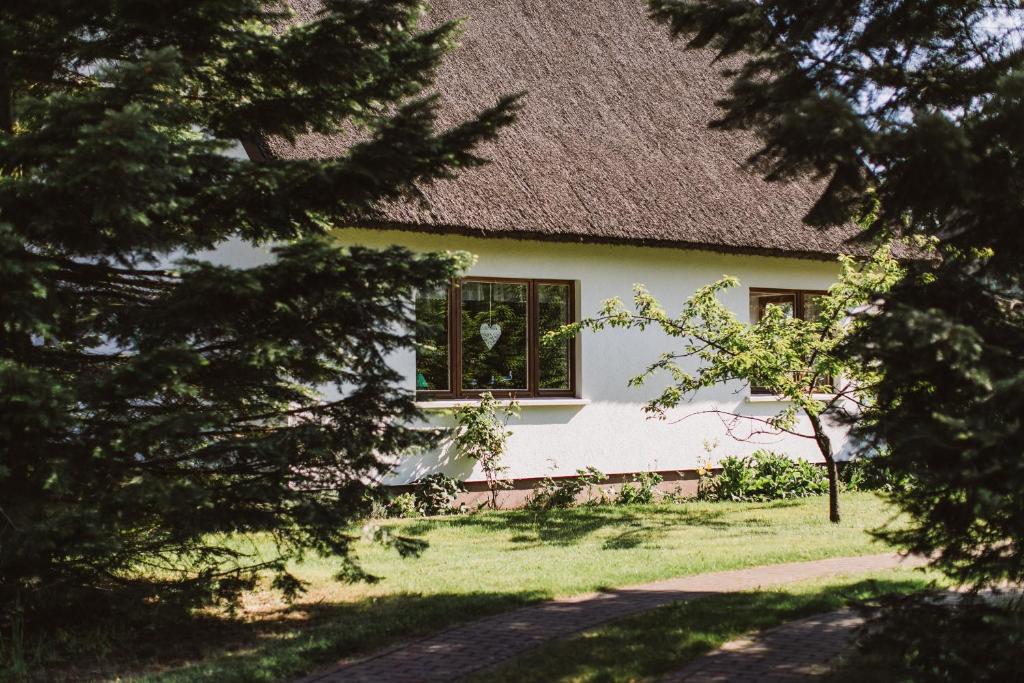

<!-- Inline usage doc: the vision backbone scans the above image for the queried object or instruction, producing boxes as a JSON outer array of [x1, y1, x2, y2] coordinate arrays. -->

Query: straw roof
[[267, 0, 863, 259]]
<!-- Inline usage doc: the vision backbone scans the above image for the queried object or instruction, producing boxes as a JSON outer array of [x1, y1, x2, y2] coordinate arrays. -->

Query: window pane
[[461, 281, 528, 391], [749, 291, 796, 395], [538, 283, 571, 390], [802, 294, 824, 321], [415, 286, 449, 391], [750, 292, 796, 323]]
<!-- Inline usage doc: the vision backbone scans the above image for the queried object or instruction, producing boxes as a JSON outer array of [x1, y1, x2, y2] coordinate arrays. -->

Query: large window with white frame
[[415, 278, 576, 399]]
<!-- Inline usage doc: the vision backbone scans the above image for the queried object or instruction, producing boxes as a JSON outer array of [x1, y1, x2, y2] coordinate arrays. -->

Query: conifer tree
[[650, 0, 1024, 585], [0, 0, 517, 615]]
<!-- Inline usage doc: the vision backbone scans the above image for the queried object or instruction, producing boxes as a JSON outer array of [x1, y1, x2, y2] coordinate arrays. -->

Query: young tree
[[649, 1, 1024, 585], [0, 0, 518, 616], [562, 248, 902, 523], [452, 392, 519, 509]]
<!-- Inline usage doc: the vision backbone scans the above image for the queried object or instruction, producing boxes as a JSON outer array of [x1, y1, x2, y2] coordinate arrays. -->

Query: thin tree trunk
[[823, 455, 840, 523], [807, 411, 841, 523]]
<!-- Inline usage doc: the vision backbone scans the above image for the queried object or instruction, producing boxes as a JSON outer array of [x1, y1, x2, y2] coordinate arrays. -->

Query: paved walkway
[[297, 553, 921, 683], [660, 609, 863, 682]]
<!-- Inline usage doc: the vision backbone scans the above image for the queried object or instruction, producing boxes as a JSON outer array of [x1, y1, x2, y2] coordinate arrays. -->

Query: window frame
[[416, 277, 577, 401], [748, 287, 831, 396]]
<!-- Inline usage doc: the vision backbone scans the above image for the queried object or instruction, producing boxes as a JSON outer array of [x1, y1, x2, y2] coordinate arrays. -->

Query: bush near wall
[[368, 454, 910, 518], [527, 469, 671, 510], [698, 451, 829, 502], [363, 474, 467, 519], [527, 467, 610, 510], [413, 474, 467, 515], [614, 471, 664, 505]]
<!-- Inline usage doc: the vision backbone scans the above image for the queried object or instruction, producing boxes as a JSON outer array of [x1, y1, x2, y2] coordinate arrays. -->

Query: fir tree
[[0, 0, 518, 616], [650, 1, 1024, 585]]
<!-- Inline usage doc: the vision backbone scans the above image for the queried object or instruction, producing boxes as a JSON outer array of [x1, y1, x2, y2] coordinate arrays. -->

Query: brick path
[[659, 609, 863, 682], [297, 553, 922, 683]]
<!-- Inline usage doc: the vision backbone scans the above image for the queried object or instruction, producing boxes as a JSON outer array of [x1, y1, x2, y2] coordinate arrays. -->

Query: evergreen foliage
[[650, 0, 1024, 586], [0, 0, 518, 617]]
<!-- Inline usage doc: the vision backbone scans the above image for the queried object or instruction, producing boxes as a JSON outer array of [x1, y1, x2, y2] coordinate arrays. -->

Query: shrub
[[362, 486, 392, 520], [528, 467, 608, 510], [699, 450, 828, 502], [452, 393, 518, 508], [413, 473, 465, 516], [659, 485, 692, 504], [388, 493, 420, 519], [615, 471, 664, 505]]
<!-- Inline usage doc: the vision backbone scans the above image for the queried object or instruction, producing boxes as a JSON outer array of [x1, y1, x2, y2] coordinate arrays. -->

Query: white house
[[253, 0, 862, 503]]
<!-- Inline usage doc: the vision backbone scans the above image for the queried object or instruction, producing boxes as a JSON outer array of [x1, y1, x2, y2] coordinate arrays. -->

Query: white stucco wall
[[333, 228, 850, 485]]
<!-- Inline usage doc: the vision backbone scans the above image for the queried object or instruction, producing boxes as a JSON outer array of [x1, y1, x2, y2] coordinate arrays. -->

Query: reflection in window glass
[[415, 287, 449, 391], [750, 292, 796, 323], [803, 294, 824, 321], [748, 289, 833, 395], [538, 284, 571, 389], [461, 282, 528, 390]]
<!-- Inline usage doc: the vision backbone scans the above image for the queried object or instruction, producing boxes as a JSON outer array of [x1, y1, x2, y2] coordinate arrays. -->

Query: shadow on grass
[[464, 576, 936, 683], [25, 590, 545, 683], [402, 505, 731, 549], [109, 578, 927, 683]]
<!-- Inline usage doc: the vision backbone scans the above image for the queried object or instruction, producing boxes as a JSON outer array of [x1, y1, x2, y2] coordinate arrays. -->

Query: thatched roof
[[268, 0, 862, 260]]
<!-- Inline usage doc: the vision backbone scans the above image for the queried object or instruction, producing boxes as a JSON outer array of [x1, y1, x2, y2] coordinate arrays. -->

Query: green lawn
[[39, 493, 905, 682], [464, 568, 944, 683]]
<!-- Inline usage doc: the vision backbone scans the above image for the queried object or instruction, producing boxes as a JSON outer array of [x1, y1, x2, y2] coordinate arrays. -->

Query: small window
[[415, 278, 576, 399], [749, 288, 831, 395]]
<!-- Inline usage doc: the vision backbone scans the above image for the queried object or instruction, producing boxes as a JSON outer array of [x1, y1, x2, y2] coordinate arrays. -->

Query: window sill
[[416, 397, 590, 410], [745, 394, 836, 403]]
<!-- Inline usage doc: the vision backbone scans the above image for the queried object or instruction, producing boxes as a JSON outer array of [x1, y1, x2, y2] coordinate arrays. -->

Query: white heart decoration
[[479, 322, 502, 350]]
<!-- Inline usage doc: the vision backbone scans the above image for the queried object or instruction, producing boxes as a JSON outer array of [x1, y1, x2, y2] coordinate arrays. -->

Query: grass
[[463, 568, 944, 683], [25, 493, 904, 682]]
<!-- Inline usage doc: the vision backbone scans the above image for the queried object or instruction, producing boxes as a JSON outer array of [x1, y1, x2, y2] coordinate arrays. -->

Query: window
[[749, 288, 826, 325], [749, 288, 830, 395], [415, 278, 576, 399]]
